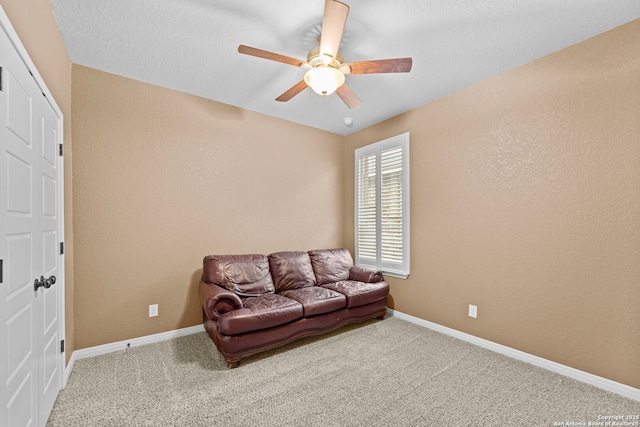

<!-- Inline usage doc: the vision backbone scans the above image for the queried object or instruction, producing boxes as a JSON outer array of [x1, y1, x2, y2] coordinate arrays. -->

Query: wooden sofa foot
[[377, 313, 386, 320], [225, 359, 240, 368]]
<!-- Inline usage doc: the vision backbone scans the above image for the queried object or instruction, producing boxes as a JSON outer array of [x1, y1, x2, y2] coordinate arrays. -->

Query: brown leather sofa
[[199, 248, 389, 368]]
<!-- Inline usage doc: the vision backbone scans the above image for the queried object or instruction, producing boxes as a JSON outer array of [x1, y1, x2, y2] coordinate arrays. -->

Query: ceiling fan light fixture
[[237, 0, 412, 107], [304, 66, 345, 96]]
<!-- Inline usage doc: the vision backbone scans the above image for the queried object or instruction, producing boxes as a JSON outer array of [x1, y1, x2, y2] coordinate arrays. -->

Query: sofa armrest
[[349, 266, 384, 283], [200, 280, 243, 321]]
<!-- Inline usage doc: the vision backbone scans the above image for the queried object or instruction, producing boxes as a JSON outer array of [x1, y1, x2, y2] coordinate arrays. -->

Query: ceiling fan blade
[[335, 83, 362, 109], [319, 0, 349, 60], [276, 80, 308, 102], [238, 45, 305, 67], [342, 58, 413, 74]]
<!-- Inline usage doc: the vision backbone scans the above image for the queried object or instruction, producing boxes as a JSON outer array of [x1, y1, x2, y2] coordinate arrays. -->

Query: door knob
[[34, 275, 56, 291], [34, 275, 45, 291], [44, 275, 56, 289]]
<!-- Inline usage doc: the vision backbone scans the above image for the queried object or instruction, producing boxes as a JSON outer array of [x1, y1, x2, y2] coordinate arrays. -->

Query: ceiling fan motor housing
[[307, 47, 344, 68]]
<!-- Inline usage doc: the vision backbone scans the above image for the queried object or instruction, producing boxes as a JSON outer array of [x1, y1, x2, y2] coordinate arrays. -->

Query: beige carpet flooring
[[47, 316, 639, 426]]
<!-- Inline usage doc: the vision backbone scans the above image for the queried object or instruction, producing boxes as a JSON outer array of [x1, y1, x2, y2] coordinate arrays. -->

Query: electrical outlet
[[149, 304, 158, 317], [468, 304, 478, 318]]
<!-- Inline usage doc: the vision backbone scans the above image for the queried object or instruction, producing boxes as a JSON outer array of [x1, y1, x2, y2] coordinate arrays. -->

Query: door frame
[[0, 3, 66, 389]]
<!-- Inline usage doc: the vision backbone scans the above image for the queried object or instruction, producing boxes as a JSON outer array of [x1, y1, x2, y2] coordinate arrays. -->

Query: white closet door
[[36, 79, 62, 422], [0, 20, 63, 427]]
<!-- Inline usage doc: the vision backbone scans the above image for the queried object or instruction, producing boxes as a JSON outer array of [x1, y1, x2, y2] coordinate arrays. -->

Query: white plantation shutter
[[381, 146, 403, 265], [355, 133, 410, 278], [357, 153, 377, 262]]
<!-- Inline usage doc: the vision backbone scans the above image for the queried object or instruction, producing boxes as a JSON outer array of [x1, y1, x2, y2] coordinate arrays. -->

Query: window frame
[[354, 132, 410, 279]]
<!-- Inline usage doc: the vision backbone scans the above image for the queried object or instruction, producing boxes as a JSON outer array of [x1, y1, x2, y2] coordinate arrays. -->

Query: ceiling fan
[[238, 0, 412, 109]]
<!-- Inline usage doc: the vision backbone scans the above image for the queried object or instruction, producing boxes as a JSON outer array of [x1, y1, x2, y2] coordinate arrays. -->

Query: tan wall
[[5, 0, 638, 390], [71, 65, 345, 349], [0, 0, 74, 363], [344, 20, 640, 389]]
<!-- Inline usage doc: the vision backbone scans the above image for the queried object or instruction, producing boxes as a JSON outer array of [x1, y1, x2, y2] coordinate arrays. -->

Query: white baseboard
[[63, 324, 204, 387], [387, 309, 640, 402]]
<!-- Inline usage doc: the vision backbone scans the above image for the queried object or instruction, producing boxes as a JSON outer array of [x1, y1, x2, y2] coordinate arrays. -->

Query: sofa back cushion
[[268, 251, 316, 291], [308, 248, 354, 285], [203, 254, 275, 297]]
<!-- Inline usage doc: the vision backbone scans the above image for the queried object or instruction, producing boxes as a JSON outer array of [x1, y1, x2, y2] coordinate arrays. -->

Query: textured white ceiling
[[50, 0, 640, 135]]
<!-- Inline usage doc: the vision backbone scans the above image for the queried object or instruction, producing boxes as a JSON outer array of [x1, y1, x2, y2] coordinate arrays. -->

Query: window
[[355, 132, 410, 278]]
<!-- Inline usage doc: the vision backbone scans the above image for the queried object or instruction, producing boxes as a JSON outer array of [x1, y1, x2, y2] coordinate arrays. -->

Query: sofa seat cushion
[[268, 251, 316, 291], [308, 248, 354, 285], [280, 287, 347, 317], [217, 294, 303, 335], [321, 280, 389, 308]]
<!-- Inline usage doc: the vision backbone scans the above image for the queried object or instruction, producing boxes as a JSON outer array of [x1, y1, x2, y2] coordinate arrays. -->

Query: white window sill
[[357, 265, 409, 280], [382, 271, 410, 280]]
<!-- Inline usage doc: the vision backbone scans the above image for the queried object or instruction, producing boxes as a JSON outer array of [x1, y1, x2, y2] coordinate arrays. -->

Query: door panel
[[43, 232, 57, 273], [6, 152, 31, 214], [6, 295, 35, 427], [37, 85, 61, 420], [3, 49, 40, 427], [42, 332, 58, 394], [1, 18, 63, 427], [6, 298, 33, 381], [5, 235, 30, 295], [43, 176, 56, 217], [6, 70, 31, 146], [42, 121, 56, 166], [8, 373, 34, 427]]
